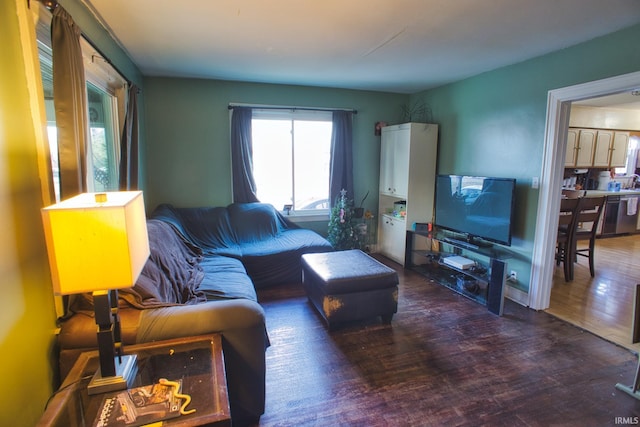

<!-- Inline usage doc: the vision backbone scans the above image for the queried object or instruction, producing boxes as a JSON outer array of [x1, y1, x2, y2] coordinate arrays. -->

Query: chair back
[[574, 196, 606, 241], [562, 189, 586, 199], [558, 197, 580, 242]]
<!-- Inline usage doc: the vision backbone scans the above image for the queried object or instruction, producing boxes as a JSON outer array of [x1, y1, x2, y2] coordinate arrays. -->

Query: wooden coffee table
[[38, 335, 231, 426]]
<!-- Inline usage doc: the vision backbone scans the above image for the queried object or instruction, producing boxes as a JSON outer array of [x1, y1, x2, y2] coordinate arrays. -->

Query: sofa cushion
[[151, 204, 242, 257], [241, 229, 334, 287], [198, 255, 257, 301], [227, 202, 287, 243]]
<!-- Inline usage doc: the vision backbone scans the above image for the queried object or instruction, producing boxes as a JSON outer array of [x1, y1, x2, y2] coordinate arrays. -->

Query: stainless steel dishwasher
[[602, 195, 619, 235], [618, 195, 639, 234]]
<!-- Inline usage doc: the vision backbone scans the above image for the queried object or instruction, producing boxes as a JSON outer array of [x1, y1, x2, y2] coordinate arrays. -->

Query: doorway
[[529, 70, 640, 311], [546, 234, 640, 350]]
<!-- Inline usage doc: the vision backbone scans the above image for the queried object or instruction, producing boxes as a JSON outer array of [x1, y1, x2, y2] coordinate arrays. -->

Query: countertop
[[583, 189, 640, 197]]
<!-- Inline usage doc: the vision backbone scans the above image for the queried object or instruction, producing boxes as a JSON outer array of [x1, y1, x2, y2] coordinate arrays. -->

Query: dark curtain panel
[[119, 84, 140, 190], [231, 107, 259, 203], [329, 111, 354, 207], [51, 6, 88, 199]]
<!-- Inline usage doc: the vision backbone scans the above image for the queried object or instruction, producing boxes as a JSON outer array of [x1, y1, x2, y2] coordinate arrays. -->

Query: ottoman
[[301, 249, 399, 329]]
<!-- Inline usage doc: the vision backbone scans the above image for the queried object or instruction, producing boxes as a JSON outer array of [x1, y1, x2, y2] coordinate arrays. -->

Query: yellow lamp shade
[[41, 191, 150, 295]]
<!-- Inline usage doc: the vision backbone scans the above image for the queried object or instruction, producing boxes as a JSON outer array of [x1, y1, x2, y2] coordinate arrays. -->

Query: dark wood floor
[[255, 256, 640, 426]]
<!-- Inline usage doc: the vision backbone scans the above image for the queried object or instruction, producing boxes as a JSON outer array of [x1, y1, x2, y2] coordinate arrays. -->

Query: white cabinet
[[593, 130, 628, 168], [565, 128, 579, 167], [379, 128, 410, 197], [574, 129, 596, 167], [611, 132, 630, 167], [592, 130, 614, 167], [377, 123, 438, 265], [567, 128, 629, 168], [379, 215, 406, 265]]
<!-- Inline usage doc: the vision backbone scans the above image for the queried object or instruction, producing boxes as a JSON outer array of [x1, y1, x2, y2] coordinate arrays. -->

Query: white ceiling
[[82, 0, 640, 94], [573, 91, 640, 110]]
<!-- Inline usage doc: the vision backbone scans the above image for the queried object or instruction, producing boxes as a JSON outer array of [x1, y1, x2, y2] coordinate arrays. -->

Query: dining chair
[[556, 197, 581, 281], [572, 196, 606, 277], [561, 188, 586, 199]]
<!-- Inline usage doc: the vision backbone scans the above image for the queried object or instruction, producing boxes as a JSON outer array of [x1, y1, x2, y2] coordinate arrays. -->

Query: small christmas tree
[[327, 189, 359, 250]]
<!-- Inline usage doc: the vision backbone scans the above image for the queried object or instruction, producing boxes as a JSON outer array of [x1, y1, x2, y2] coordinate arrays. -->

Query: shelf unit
[[377, 122, 438, 265], [405, 230, 510, 315]]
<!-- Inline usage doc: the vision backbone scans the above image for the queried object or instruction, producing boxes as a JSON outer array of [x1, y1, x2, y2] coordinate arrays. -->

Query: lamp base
[[88, 354, 138, 395]]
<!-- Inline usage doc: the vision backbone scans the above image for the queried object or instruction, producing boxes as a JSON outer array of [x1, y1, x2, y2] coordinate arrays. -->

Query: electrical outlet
[[532, 177, 539, 189]]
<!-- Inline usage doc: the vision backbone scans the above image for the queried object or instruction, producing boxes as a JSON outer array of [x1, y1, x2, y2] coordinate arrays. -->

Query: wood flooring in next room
[[254, 255, 640, 427], [547, 233, 640, 352]]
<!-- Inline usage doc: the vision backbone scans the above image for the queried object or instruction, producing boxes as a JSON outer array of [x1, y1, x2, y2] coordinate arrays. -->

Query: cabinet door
[[592, 130, 613, 167], [379, 130, 395, 195], [610, 132, 629, 168], [575, 129, 596, 167], [379, 215, 406, 265], [565, 129, 578, 167], [392, 133, 410, 198]]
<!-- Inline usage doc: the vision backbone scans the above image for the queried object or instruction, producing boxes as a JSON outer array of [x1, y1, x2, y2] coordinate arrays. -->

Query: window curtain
[[329, 111, 354, 207], [51, 5, 88, 199], [231, 107, 259, 203], [119, 84, 140, 190]]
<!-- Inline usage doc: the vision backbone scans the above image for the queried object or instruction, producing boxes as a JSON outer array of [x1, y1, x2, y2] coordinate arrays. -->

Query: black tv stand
[[405, 230, 510, 315]]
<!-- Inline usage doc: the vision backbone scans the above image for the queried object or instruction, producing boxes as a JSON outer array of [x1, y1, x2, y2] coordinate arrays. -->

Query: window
[[252, 109, 332, 213], [614, 135, 639, 176], [36, 7, 126, 201]]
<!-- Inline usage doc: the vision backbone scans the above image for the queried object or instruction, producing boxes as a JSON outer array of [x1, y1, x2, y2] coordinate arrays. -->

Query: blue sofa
[[57, 202, 333, 425], [151, 202, 334, 288]]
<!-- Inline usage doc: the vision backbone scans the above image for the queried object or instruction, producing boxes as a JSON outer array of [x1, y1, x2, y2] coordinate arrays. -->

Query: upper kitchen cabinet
[[592, 130, 629, 168], [611, 131, 630, 167], [565, 128, 578, 167], [566, 128, 596, 167]]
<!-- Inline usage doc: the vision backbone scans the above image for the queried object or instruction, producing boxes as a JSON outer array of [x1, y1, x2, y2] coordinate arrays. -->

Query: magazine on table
[[93, 379, 183, 427]]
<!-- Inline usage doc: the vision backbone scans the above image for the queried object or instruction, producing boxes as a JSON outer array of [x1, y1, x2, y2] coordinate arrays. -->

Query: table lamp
[[41, 191, 150, 395]]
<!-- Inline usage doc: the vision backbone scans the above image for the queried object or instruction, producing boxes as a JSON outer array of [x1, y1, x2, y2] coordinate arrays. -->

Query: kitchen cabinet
[[565, 128, 579, 167], [567, 128, 630, 168], [377, 122, 438, 265], [566, 128, 596, 167], [611, 132, 630, 167], [593, 130, 629, 168], [592, 130, 614, 167]]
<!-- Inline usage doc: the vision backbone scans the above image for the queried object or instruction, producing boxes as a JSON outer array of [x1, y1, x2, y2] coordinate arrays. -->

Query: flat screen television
[[434, 175, 516, 247]]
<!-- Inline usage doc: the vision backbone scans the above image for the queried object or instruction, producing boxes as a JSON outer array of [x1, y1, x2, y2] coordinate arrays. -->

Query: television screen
[[434, 175, 516, 246]]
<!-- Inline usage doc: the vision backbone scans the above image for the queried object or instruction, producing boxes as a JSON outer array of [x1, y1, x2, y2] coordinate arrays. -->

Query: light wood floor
[[547, 233, 640, 352]]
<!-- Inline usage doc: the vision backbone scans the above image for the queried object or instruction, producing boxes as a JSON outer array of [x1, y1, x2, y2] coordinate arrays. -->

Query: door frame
[[529, 71, 640, 310]]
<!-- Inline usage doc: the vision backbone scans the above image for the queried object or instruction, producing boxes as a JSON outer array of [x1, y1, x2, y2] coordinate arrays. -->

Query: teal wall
[[413, 23, 640, 293], [142, 78, 409, 221]]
